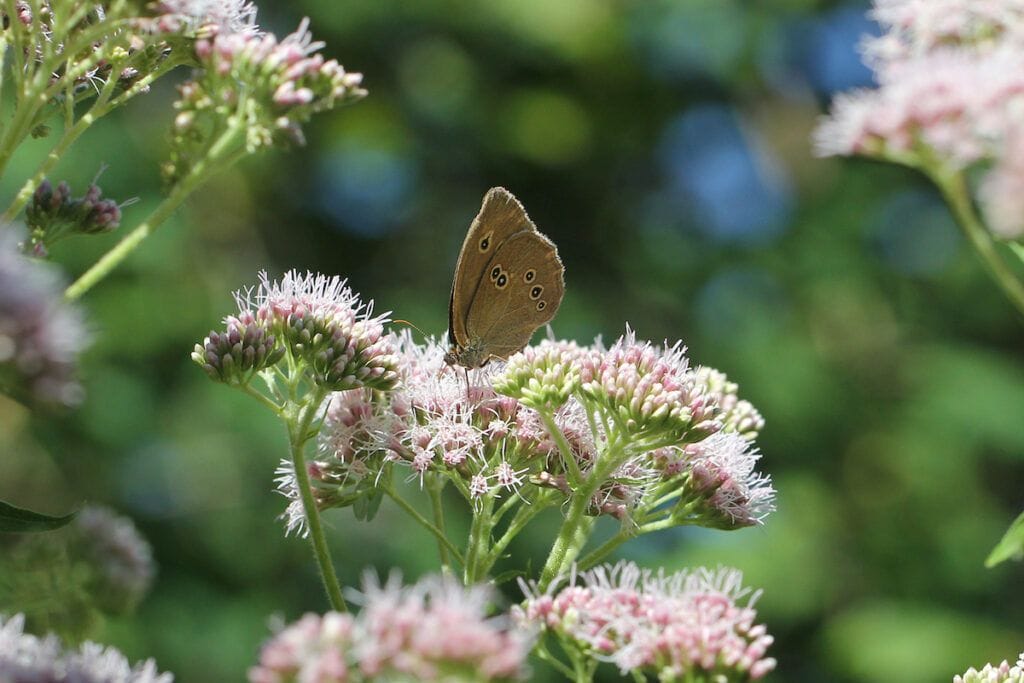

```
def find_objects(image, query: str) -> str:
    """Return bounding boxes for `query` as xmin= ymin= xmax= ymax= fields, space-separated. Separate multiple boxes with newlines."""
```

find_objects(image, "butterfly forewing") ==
xmin=448 ymin=187 xmax=537 ymax=349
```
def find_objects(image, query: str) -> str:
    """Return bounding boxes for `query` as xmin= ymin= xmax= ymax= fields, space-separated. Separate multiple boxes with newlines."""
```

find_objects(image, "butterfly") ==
xmin=444 ymin=187 xmax=565 ymax=369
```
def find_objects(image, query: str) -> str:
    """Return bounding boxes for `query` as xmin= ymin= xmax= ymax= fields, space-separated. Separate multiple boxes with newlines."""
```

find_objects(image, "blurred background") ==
xmin=1 ymin=0 xmax=1023 ymax=680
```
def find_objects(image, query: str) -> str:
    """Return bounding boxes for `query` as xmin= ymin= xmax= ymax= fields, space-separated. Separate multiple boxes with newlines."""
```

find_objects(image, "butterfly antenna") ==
xmin=392 ymin=319 xmax=428 ymax=339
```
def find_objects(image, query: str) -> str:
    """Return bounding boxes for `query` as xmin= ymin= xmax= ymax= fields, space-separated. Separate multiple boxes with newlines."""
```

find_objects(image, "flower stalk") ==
xmin=287 ymin=389 xmax=347 ymax=612
xmin=932 ymin=169 xmax=1024 ymax=318
xmin=65 ymin=121 xmax=246 ymax=300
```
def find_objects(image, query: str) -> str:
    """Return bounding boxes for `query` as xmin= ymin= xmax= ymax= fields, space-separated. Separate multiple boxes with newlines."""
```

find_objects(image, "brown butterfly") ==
xmin=444 ymin=187 xmax=565 ymax=369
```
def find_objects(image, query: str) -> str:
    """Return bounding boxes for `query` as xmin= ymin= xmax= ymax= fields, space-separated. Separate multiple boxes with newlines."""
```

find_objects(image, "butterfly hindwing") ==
xmin=463 ymin=230 xmax=565 ymax=359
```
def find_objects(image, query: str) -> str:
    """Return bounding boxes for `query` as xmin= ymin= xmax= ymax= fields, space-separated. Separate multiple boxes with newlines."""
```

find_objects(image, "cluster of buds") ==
xmin=193 ymin=271 xmax=398 ymax=392
xmin=275 ymin=318 xmax=771 ymax=535
xmin=69 ymin=506 xmax=155 ymax=616
xmin=249 ymin=574 xmax=530 ymax=683
xmin=0 ymin=232 xmax=87 ymax=406
xmin=518 ymin=561 xmax=776 ymax=681
xmin=24 ymin=179 xmax=123 ymax=257
xmin=0 ymin=614 xmax=170 ymax=682
xmin=815 ymin=0 xmax=1024 ymax=238
xmin=165 ymin=18 xmax=366 ymax=184
xmin=955 ymin=654 xmax=1024 ymax=683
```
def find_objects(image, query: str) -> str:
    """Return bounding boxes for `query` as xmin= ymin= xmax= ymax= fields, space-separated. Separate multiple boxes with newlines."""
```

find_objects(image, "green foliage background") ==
xmin=1 ymin=1 xmax=1023 ymax=681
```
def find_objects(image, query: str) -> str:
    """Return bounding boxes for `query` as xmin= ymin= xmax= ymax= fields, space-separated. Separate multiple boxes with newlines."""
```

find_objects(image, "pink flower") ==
xmin=954 ymin=653 xmax=1024 ymax=683
xmin=250 ymin=575 xmax=531 ymax=682
xmin=519 ymin=562 xmax=776 ymax=681
xmin=578 ymin=327 xmax=718 ymax=442
xmin=0 ymin=614 xmax=171 ymax=682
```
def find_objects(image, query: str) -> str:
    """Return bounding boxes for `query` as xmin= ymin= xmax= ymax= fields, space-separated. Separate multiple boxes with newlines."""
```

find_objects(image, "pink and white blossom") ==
xmin=518 ymin=561 xmax=776 ymax=681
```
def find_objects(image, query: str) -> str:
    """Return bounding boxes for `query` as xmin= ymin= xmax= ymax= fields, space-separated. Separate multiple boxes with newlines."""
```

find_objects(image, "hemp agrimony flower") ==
xmin=518 ymin=561 xmax=776 ymax=682
xmin=814 ymin=0 xmax=1024 ymax=240
xmin=193 ymin=271 xmax=397 ymax=392
xmin=0 ymin=232 xmax=88 ymax=406
xmin=279 ymin=324 xmax=771 ymax=584
xmin=249 ymin=574 xmax=531 ymax=683
xmin=955 ymin=654 xmax=1024 ymax=683
xmin=24 ymin=178 xmax=124 ymax=257
xmin=70 ymin=506 xmax=155 ymax=616
xmin=165 ymin=18 xmax=366 ymax=184
xmin=0 ymin=613 xmax=171 ymax=682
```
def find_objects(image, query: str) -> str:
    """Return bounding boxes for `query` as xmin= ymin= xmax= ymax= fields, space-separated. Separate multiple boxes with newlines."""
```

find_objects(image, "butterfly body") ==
xmin=445 ymin=187 xmax=565 ymax=369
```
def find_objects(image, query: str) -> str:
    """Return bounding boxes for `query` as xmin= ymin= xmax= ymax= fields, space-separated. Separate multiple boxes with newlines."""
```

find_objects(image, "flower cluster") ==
xmin=0 ymin=232 xmax=88 ymax=406
xmin=815 ymin=0 xmax=1024 ymax=238
xmin=24 ymin=178 xmax=124 ymax=256
xmin=70 ymin=505 xmax=155 ymax=615
xmin=249 ymin=574 xmax=530 ymax=683
xmin=955 ymin=654 xmax=1024 ymax=683
xmin=0 ymin=613 xmax=171 ymax=682
xmin=147 ymin=0 xmax=260 ymax=37
xmin=278 ymin=325 xmax=772 ymax=535
xmin=518 ymin=561 xmax=776 ymax=681
xmin=578 ymin=331 xmax=718 ymax=442
xmin=193 ymin=271 xmax=398 ymax=392
xmin=165 ymin=18 xmax=366 ymax=183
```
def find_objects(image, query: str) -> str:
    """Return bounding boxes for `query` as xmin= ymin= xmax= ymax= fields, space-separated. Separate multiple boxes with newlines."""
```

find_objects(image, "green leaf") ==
xmin=985 ymin=510 xmax=1024 ymax=568
xmin=1009 ymin=241 xmax=1024 ymax=266
xmin=0 ymin=499 xmax=78 ymax=532
xmin=490 ymin=568 xmax=527 ymax=586
xmin=353 ymin=489 xmax=384 ymax=522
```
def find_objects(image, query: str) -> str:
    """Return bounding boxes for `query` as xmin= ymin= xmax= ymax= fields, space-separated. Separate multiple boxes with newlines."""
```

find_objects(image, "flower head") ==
xmin=0 ymin=613 xmax=172 ymax=682
xmin=194 ymin=271 xmax=397 ymax=392
xmin=24 ymin=178 xmax=124 ymax=256
xmin=955 ymin=654 xmax=1024 ymax=683
xmin=166 ymin=19 xmax=365 ymax=183
xmin=150 ymin=0 xmax=259 ymax=37
xmin=493 ymin=339 xmax=586 ymax=410
xmin=70 ymin=506 xmax=155 ymax=615
xmin=0 ymin=232 xmax=88 ymax=406
xmin=865 ymin=0 xmax=1024 ymax=64
xmin=302 ymin=328 xmax=771 ymax=531
xmin=192 ymin=309 xmax=284 ymax=385
xmin=694 ymin=367 xmax=764 ymax=440
xmin=669 ymin=432 xmax=776 ymax=529
xmin=578 ymin=328 xmax=718 ymax=442
xmin=249 ymin=574 xmax=530 ymax=683
xmin=518 ymin=561 xmax=776 ymax=681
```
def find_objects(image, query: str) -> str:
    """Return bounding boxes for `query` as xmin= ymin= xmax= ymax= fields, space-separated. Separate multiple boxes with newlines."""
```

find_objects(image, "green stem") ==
xmin=425 ymin=476 xmax=452 ymax=572
xmin=463 ymin=495 xmax=494 ymax=585
xmin=384 ymin=484 xmax=464 ymax=568
xmin=64 ymin=122 xmax=246 ymax=300
xmin=539 ymin=487 xmax=596 ymax=590
xmin=540 ymin=410 xmax=583 ymax=484
xmin=533 ymin=637 xmax=580 ymax=681
xmin=484 ymin=490 xmax=555 ymax=571
xmin=0 ymin=68 xmax=49 ymax=177
xmin=242 ymin=384 xmax=284 ymax=416
xmin=289 ymin=391 xmax=346 ymax=612
xmin=3 ymin=57 xmax=181 ymax=224
xmin=936 ymin=170 xmax=1024 ymax=317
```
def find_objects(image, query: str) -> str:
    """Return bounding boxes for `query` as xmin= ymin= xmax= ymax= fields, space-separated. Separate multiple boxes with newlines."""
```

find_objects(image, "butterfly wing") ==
xmin=464 ymin=230 xmax=565 ymax=360
xmin=449 ymin=188 xmax=537 ymax=350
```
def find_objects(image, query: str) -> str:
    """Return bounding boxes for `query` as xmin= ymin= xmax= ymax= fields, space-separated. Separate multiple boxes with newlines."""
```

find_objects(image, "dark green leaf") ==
xmin=985 ymin=510 xmax=1024 ymax=568
xmin=0 ymin=499 xmax=78 ymax=533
